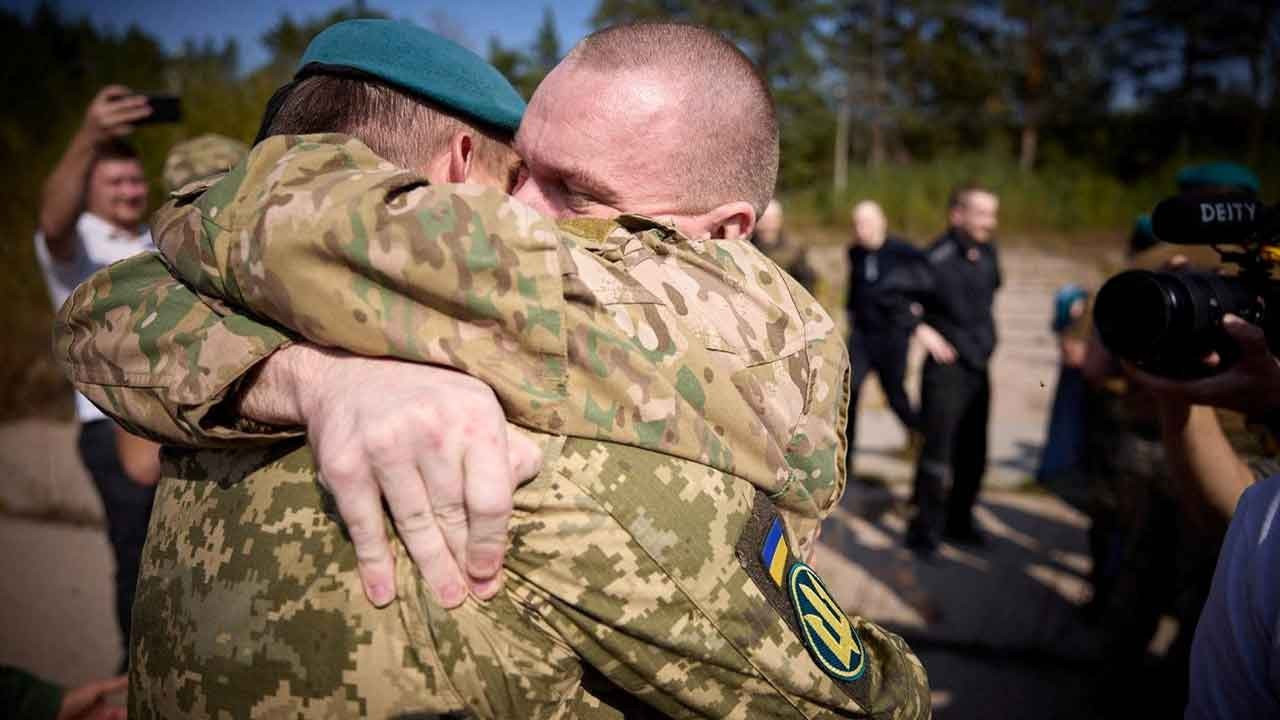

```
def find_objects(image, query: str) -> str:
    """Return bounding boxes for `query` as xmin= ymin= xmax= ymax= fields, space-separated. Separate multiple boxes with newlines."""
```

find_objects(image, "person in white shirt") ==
xmin=34 ymin=85 xmax=160 ymax=669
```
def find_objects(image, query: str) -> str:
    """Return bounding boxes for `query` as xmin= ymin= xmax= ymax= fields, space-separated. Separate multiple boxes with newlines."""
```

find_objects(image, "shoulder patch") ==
xmin=788 ymin=562 xmax=867 ymax=682
xmin=736 ymin=492 xmax=870 ymax=698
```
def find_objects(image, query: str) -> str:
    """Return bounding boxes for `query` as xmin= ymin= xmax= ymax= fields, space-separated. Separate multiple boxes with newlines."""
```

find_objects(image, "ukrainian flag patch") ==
xmin=735 ymin=492 xmax=869 ymax=698
xmin=760 ymin=516 xmax=791 ymax=587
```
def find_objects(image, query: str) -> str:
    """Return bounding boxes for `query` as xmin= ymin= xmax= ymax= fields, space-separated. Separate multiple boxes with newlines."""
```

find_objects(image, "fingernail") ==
xmin=365 ymin=579 xmax=394 ymax=607
xmin=471 ymin=552 xmax=501 ymax=578
xmin=472 ymin=574 xmax=503 ymax=600
xmin=437 ymin=581 xmax=466 ymax=608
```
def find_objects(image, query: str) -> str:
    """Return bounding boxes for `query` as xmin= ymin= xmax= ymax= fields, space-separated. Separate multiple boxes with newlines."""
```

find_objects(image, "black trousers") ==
xmin=77 ymin=419 xmax=156 ymax=664
xmin=847 ymin=329 xmax=917 ymax=459
xmin=908 ymin=359 xmax=990 ymax=541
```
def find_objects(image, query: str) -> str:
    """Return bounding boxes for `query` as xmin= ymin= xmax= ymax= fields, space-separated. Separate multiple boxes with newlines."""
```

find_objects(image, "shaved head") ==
xmin=563 ymin=22 xmax=779 ymax=216
xmin=852 ymin=200 xmax=887 ymax=250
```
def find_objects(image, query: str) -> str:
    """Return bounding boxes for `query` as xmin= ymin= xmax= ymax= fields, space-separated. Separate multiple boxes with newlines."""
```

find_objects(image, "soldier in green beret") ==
xmin=56 ymin=20 xmax=928 ymax=719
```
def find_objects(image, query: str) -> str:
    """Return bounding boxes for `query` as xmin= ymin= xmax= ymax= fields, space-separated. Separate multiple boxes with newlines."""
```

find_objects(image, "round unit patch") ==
xmin=787 ymin=562 xmax=866 ymax=682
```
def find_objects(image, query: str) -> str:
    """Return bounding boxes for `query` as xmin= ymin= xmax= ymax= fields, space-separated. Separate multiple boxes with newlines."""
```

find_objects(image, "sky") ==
xmin=5 ymin=0 xmax=598 ymax=71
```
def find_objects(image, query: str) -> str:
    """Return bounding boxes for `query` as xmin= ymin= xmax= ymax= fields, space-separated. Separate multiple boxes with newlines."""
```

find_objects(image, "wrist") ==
xmin=238 ymin=343 xmax=337 ymax=426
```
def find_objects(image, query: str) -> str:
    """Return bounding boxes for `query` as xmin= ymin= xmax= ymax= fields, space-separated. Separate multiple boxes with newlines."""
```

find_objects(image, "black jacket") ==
xmin=847 ymin=235 xmax=932 ymax=337
xmin=920 ymin=227 xmax=1002 ymax=371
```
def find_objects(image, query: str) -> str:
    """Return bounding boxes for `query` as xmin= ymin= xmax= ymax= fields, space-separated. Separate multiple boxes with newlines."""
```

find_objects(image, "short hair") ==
xmin=566 ymin=22 xmax=779 ymax=216
xmin=260 ymin=71 xmax=517 ymax=182
xmin=97 ymin=139 xmax=139 ymax=163
xmin=90 ymin=139 xmax=142 ymax=179
xmin=948 ymin=182 xmax=996 ymax=211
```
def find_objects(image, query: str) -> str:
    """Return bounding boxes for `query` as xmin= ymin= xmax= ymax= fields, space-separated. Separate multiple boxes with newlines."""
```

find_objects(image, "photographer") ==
xmin=1126 ymin=317 xmax=1280 ymax=720
xmin=34 ymin=85 xmax=159 ymax=668
xmin=1092 ymin=162 xmax=1280 ymax=718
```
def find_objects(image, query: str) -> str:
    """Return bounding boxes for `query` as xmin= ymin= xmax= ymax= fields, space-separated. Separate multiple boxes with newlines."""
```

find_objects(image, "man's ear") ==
xmin=447 ymin=131 xmax=475 ymax=183
xmin=697 ymin=201 xmax=757 ymax=240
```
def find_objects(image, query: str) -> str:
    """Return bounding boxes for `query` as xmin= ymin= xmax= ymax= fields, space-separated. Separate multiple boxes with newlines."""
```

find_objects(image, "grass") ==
xmin=785 ymin=149 xmax=1278 ymax=245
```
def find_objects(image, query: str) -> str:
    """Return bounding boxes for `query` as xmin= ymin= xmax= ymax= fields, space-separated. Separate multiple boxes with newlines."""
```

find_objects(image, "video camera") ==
xmin=1093 ymin=193 xmax=1280 ymax=378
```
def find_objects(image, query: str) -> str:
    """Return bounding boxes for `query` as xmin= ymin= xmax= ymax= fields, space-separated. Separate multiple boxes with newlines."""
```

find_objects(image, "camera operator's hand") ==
xmin=80 ymin=86 xmax=151 ymax=145
xmin=1126 ymin=314 xmax=1280 ymax=417
xmin=915 ymin=323 xmax=957 ymax=364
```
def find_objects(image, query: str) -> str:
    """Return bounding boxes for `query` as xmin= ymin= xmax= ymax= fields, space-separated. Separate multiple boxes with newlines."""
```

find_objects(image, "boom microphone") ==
xmin=1151 ymin=193 xmax=1266 ymax=245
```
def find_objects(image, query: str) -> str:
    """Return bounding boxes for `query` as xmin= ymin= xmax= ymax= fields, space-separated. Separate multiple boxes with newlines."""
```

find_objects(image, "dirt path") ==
xmin=819 ymin=244 xmax=1107 ymax=716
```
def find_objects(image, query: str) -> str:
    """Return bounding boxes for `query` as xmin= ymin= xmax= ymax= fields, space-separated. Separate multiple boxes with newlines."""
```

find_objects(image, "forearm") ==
xmin=1162 ymin=404 xmax=1254 ymax=522
xmin=38 ymin=130 xmax=96 ymax=259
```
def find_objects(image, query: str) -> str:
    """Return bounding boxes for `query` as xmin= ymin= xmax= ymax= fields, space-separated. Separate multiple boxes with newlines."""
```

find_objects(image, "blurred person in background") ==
xmin=1123 ymin=305 xmax=1280 ymax=720
xmin=905 ymin=184 xmax=1002 ymax=556
xmin=34 ymin=85 xmax=160 ymax=669
xmin=844 ymin=199 xmax=929 ymax=474
xmin=751 ymin=198 xmax=815 ymax=290
xmin=1080 ymin=162 xmax=1276 ymax=718
xmin=1037 ymin=283 xmax=1091 ymax=488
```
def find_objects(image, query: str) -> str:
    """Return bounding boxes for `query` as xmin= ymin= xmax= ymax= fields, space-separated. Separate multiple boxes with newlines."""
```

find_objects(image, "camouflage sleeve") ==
xmin=153 ymin=139 xmax=569 ymax=434
xmin=151 ymin=136 xmax=845 ymax=529
xmin=53 ymin=252 xmax=300 ymax=447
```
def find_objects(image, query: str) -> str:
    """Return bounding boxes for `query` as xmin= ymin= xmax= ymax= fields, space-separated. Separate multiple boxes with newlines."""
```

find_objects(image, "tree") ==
xmin=1003 ymin=0 xmax=1117 ymax=170
xmin=486 ymin=6 xmax=562 ymax=99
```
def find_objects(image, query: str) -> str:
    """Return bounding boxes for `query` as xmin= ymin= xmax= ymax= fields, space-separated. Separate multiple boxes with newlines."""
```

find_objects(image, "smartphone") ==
xmin=137 ymin=94 xmax=182 ymax=125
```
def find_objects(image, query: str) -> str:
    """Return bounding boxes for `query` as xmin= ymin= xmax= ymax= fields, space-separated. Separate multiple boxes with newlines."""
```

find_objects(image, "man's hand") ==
xmin=38 ymin=86 xmax=153 ymax=254
xmin=245 ymin=344 xmax=542 ymax=609
xmin=915 ymin=323 xmax=957 ymax=364
xmin=57 ymin=675 xmax=127 ymax=720
xmin=1126 ymin=314 xmax=1280 ymax=417
xmin=80 ymin=86 xmax=151 ymax=145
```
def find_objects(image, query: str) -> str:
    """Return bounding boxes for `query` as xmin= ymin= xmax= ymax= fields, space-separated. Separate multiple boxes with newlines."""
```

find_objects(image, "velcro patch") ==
xmin=735 ymin=491 xmax=869 ymax=699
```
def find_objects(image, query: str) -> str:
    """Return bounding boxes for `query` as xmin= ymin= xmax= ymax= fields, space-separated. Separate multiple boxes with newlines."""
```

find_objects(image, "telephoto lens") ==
xmin=1093 ymin=269 xmax=1262 ymax=378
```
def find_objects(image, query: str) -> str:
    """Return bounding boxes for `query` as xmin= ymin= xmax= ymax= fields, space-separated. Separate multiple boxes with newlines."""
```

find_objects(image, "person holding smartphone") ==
xmin=34 ymin=84 xmax=160 ymax=669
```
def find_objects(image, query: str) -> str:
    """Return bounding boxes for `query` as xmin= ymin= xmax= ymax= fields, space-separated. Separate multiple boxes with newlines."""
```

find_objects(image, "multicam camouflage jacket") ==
xmin=55 ymin=134 xmax=930 ymax=718
xmin=61 ymin=133 xmax=847 ymax=549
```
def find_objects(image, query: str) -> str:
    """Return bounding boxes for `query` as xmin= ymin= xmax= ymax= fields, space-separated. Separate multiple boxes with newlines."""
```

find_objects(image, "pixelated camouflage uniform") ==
xmin=161 ymin=133 xmax=250 ymax=193
xmin=56 ymin=135 xmax=929 ymax=719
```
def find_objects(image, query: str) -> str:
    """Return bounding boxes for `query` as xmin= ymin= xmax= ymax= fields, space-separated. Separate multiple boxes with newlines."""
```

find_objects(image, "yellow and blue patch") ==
xmin=788 ymin=562 xmax=866 ymax=681
xmin=759 ymin=516 xmax=866 ymax=683
xmin=760 ymin=514 xmax=792 ymax=586
xmin=736 ymin=495 xmax=869 ymax=695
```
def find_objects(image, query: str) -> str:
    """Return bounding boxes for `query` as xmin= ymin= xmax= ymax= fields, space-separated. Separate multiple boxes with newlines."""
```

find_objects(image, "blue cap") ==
xmin=1176 ymin=162 xmax=1260 ymax=195
xmin=299 ymin=19 xmax=525 ymax=133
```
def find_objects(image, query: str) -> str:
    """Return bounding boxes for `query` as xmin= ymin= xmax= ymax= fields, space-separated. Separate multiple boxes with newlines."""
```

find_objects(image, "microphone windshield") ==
xmin=1151 ymin=193 xmax=1265 ymax=245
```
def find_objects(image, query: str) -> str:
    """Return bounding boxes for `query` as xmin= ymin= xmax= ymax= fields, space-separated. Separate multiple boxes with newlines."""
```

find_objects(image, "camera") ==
xmin=1093 ymin=193 xmax=1280 ymax=378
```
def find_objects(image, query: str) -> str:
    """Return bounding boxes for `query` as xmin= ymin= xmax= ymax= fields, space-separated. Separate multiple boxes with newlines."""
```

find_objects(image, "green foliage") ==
xmin=0 ymin=2 xmax=382 ymax=422
xmin=790 ymin=143 xmax=1280 ymax=241
xmin=486 ymin=7 xmax=562 ymax=99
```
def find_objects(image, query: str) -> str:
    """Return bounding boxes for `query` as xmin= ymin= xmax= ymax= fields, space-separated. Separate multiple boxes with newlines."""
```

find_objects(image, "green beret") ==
xmin=299 ymin=19 xmax=525 ymax=133
xmin=1176 ymin=162 xmax=1260 ymax=195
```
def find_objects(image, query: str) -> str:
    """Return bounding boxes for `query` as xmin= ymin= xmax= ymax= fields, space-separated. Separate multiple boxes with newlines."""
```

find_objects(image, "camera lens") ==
xmin=1094 ymin=269 xmax=1259 ymax=376
xmin=1094 ymin=270 xmax=1179 ymax=359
